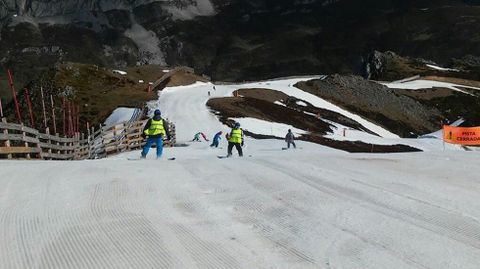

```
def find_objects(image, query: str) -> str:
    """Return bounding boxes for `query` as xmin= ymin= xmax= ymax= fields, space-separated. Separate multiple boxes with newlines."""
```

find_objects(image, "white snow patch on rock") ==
xmin=104 ymin=107 xmax=137 ymax=126
xmin=382 ymin=79 xmax=480 ymax=95
xmin=113 ymin=70 xmax=127 ymax=75
xmin=124 ymin=21 xmax=165 ymax=65
xmin=296 ymin=100 xmax=308 ymax=106
xmin=426 ymin=64 xmax=459 ymax=72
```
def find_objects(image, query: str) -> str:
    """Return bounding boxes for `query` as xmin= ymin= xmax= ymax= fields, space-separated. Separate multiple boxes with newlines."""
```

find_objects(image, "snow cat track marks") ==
xmin=87 ymin=181 xmax=178 ymax=268
xmin=221 ymin=172 xmax=318 ymax=265
xmin=254 ymin=158 xmax=480 ymax=250
xmin=245 ymin=159 xmax=442 ymax=269
xmin=1 ymin=200 xmax=36 ymax=269
xmin=231 ymin=196 xmax=318 ymax=266
xmin=180 ymin=161 xmax=318 ymax=266
xmin=170 ymin=224 xmax=241 ymax=269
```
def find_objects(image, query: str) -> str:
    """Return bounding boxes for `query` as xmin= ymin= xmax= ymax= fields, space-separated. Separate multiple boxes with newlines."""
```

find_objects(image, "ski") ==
xmin=128 ymin=157 xmax=176 ymax=161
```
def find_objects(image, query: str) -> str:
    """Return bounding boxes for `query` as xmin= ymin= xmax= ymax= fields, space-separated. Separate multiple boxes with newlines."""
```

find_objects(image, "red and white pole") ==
xmin=40 ymin=87 xmax=48 ymax=130
xmin=24 ymin=88 xmax=35 ymax=128
xmin=7 ymin=69 xmax=22 ymax=123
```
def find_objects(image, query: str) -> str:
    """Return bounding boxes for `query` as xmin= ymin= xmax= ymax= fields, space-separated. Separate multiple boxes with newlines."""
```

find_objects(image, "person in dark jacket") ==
xmin=285 ymin=129 xmax=296 ymax=149
xmin=210 ymin=131 xmax=223 ymax=148
xmin=141 ymin=109 xmax=171 ymax=158
xmin=227 ymin=122 xmax=244 ymax=157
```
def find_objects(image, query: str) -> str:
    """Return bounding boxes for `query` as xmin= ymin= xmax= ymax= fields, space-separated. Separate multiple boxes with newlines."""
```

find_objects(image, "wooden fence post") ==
xmin=2 ymin=118 xmax=12 ymax=159
xmin=21 ymin=123 xmax=31 ymax=159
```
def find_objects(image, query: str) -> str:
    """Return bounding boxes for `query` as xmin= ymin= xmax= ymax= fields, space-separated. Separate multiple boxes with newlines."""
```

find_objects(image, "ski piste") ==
xmin=217 ymin=155 xmax=252 ymax=159
xmin=128 ymin=157 xmax=176 ymax=161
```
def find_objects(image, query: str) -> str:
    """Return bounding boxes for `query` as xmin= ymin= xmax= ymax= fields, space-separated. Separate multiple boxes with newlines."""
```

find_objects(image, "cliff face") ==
xmin=1 ymin=0 xmax=480 ymax=90
xmin=1 ymin=0 xmax=216 ymax=18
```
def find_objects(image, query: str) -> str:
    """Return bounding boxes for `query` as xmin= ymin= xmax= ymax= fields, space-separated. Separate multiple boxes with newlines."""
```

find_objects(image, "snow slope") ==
xmin=1 ymin=77 xmax=480 ymax=269
xmin=383 ymin=79 xmax=480 ymax=95
xmin=159 ymin=78 xmax=398 ymax=142
xmin=104 ymin=107 xmax=137 ymax=126
xmin=1 ymin=141 xmax=480 ymax=269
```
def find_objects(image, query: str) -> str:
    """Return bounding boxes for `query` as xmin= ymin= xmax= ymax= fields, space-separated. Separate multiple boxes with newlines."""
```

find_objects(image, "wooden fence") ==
xmin=0 ymin=118 xmax=176 ymax=160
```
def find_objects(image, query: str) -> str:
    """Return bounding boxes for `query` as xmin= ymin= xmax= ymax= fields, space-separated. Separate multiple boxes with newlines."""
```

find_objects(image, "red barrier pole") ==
xmin=24 ymin=88 xmax=35 ymax=128
xmin=0 ymin=97 xmax=3 ymax=118
xmin=68 ymin=101 xmax=73 ymax=136
xmin=71 ymin=102 xmax=76 ymax=134
xmin=40 ymin=87 xmax=47 ymax=130
xmin=50 ymin=95 xmax=57 ymax=134
xmin=7 ymin=69 xmax=22 ymax=123
xmin=61 ymin=97 xmax=66 ymax=135
xmin=76 ymin=104 xmax=80 ymax=133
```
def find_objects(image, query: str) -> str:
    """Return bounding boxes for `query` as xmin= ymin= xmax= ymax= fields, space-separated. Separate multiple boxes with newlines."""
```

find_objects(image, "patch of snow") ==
xmin=104 ymin=107 xmax=137 ymax=126
xmin=273 ymin=101 xmax=286 ymax=107
xmin=124 ymin=19 xmax=165 ymax=65
xmin=162 ymin=69 xmax=170 ymax=73
xmin=426 ymin=64 xmax=459 ymax=72
xmin=113 ymin=70 xmax=127 ymax=75
xmin=324 ymin=119 xmax=463 ymax=152
xmin=163 ymin=0 xmax=216 ymax=20
xmin=296 ymin=100 xmax=308 ymax=107
xmin=231 ymin=117 xmax=307 ymax=137
xmin=138 ymin=80 xmax=144 ymax=83
xmin=383 ymin=79 xmax=480 ymax=95
xmin=420 ymin=118 xmax=465 ymax=139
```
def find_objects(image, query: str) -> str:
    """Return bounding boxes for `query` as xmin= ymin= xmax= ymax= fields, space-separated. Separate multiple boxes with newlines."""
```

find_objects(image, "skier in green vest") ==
xmin=141 ymin=109 xmax=171 ymax=159
xmin=227 ymin=122 xmax=244 ymax=157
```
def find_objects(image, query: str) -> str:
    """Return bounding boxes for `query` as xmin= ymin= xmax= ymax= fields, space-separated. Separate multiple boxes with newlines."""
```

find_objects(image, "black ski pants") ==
xmin=227 ymin=142 xmax=243 ymax=157
xmin=287 ymin=141 xmax=296 ymax=149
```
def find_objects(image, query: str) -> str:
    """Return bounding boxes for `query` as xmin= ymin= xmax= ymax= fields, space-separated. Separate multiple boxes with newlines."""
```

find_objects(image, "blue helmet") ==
xmin=154 ymin=109 xmax=161 ymax=116
xmin=234 ymin=122 xmax=240 ymax=128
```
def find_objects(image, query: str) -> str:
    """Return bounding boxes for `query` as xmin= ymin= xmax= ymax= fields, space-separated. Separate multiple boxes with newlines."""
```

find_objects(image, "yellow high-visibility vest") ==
xmin=144 ymin=119 xmax=166 ymax=136
xmin=229 ymin=128 xmax=242 ymax=143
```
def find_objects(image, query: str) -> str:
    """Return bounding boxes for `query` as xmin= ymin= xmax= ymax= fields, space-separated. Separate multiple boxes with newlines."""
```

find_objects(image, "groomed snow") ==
xmin=1 ymin=140 xmax=480 ymax=269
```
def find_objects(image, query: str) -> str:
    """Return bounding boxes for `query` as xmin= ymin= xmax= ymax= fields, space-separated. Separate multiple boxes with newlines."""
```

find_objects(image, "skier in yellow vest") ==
xmin=227 ymin=122 xmax=244 ymax=157
xmin=141 ymin=109 xmax=171 ymax=159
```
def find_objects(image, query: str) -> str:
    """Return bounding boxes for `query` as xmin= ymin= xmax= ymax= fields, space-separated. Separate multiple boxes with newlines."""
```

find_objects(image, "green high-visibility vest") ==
xmin=229 ymin=128 xmax=243 ymax=143
xmin=144 ymin=119 xmax=166 ymax=136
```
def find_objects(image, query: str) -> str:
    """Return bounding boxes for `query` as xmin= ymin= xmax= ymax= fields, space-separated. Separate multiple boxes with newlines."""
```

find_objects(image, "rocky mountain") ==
xmin=1 ymin=0 xmax=480 ymax=91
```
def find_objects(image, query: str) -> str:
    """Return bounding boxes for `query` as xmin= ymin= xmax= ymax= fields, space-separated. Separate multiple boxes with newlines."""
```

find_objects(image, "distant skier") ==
xmin=208 ymin=91 xmax=211 ymax=96
xmin=285 ymin=129 xmax=296 ymax=149
xmin=210 ymin=131 xmax=223 ymax=148
xmin=141 ymin=109 xmax=170 ymax=159
xmin=227 ymin=122 xmax=244 ymax=157
xmin=192 ymin=132 xmax=201 ymax=142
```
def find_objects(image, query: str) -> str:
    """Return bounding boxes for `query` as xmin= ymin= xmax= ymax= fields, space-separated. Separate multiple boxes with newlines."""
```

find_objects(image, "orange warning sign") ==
xmin=443 ymin=125 xmax=480 ymax=145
